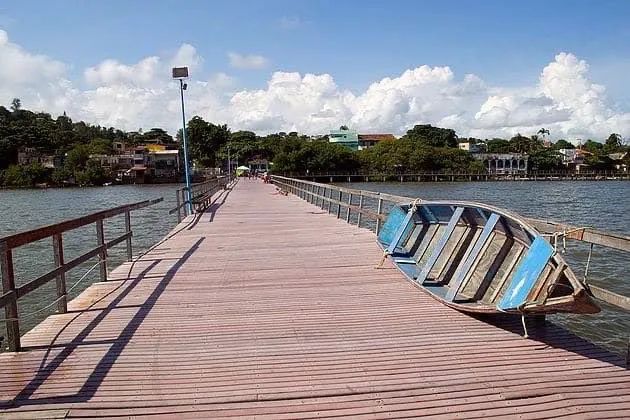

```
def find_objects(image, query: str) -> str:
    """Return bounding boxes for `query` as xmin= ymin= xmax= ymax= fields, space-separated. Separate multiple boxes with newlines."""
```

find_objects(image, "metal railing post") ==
xmin=1 ymin=248 xmax=20 ymax=351
xmin=376 ymin=197 xmax=383 ymax=235
xmin=96 ymin=220 xmax=108 ymax=282
xmin=357 ymin=194 xmax=364 ymax=227
xmin=182 ymin=188 xmax=188 ymax=217
xmin=328 ymin=188 xmax=333 ymax=213
xmin=346 ymin=193 xmax=353 ymax=222
xmin=52 ymin=234 xmax=67 ymax=314
xmin=336 ymin=190 xmax=342 ymax=218
xmin=175 ymin=190 xmax=182 ymax=223
xmin=125 ymin=210 xmax=133 ymax=262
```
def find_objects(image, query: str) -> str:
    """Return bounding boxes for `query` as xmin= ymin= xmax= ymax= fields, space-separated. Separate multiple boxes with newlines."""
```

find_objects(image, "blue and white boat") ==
xmin=378 ymin=201 xmax=599 ymax=315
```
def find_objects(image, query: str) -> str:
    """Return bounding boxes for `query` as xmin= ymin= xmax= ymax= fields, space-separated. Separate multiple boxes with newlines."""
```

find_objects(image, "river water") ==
xmin=1 ymin=181 xmax=628 ymax=356
xmin=0 ymin=185 xmax=179 ymax=340
xmin=343 ymin=180 xmax=630 ymax=356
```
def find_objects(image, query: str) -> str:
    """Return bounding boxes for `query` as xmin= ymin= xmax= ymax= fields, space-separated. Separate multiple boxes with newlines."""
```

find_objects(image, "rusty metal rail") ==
xmin=0 ymin=197 xmax=162 ymax=352
xmin=271 ymin=175 xmax=630 ymax=312
xmin=169 ymin=176 xmax=229 ymax=222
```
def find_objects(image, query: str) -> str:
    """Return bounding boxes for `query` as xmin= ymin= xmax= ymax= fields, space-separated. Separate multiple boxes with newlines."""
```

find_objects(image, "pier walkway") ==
xmin=1 ymin=180 xmax=629 ymax=418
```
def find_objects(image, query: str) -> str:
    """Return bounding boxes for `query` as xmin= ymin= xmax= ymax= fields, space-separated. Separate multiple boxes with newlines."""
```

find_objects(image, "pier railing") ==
xmin=278 ymin=170 xmax=630 ymax=183
xmin=271 ymin=175 xmax=630 ymax=312
xmin=0 ymin=197 xmax=162 ymax=351
xmin=169 ymin=176 xmax=229 ymax=222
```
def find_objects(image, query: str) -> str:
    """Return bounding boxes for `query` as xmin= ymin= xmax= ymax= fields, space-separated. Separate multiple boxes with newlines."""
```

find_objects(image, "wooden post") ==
xmin=175 ymin=190 xmax=182 ymax=223
xmin=376 ymin=198 xmax=383 ymax=235
xmin=96 ymin=220 xmax=107 ymax=282
xmin=125 ymin=210 xmax=133 ymax=262
xmin=346 ymin=193 xmax=352 ymax=222
xmin=52 ymin=234 xmax=67 ymax=314
xmin=357 ymin=194 xmax=364 ymax=227
xmin=336 ymin=190 xmax=342 ymax=218
xmin=0 ymin=248 xmax=20 ymax=351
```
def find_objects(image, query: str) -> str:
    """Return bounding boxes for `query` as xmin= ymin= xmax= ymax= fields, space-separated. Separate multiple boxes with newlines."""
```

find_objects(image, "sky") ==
xmin=1 ymin=0 xmax=630 ymax=141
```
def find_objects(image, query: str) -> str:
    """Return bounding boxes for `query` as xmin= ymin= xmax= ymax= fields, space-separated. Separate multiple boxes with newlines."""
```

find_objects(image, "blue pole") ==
xmin=179 ymin=79 xmax=193 ymax=215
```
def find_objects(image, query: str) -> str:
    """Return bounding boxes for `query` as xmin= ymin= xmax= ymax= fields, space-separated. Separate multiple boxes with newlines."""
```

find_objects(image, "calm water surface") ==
xmin=0 ymin=185 xmax=179 ymax=340
xmin=344 ymin=181 xmax=630 ymax=355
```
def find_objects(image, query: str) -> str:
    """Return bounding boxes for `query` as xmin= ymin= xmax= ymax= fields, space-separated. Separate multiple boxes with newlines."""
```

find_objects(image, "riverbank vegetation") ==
xmin=0 ymin=99 xmax=175 ymax=187
xmin=1 ymin=99 xmax=629 ymax=187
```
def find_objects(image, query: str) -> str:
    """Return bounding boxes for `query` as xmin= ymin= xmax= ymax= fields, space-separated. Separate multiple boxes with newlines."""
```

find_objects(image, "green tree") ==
xmin=582 ymin=139 xmax=603 ymax=154
xmin=529 ymin=149 xmax=563 ymax=171
xmin=553 ymin=139 xmax=575 ymax=150
xmin=2 ymin=163 xmax=49 ymax=187
xmin=401 ymin=124 xmax=458 ymax=148
xmin=186 ymin=116 xmax=230 ymax=167
xmin=509 ymin=133 xmax=540 ymax=154
xmin=65 ymin=144 xmax=91 ymax=170
xmin=10 ymin=98 xmax=21 ymax=112
xmin=88 ymin=138 xmax=113 ymax=155
xmin=537 ymin=128 xmax=550 ymax=139
xmin=75 ymin=160 xmax=107 ymax=186
xmin=486 ymin=138 xmax=510 ymax=153
xmin=604 ymin=133 xmax=622 ymax=153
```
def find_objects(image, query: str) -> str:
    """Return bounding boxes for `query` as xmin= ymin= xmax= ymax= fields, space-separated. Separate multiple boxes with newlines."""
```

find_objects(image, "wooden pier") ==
xmin=1 ymin=179 xmax=630 ymax=418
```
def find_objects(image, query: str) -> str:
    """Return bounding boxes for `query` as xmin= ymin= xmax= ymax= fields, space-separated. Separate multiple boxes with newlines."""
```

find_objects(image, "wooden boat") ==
xmin=377 ymin=200 xmax=600 ymax=315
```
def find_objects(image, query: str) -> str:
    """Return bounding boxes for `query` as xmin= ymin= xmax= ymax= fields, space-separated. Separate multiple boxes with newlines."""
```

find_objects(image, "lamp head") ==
xmin=172 ymin=66 xmax=189 ymax=79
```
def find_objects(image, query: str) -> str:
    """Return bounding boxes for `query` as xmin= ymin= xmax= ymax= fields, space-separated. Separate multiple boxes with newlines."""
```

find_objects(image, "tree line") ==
xmin=1 ymin=98 xmax=628 ymax=188
xmin=0 ymin=99 xmax=174 ymax=187
xmin=184 ymin=117 xmax=628 ymax=175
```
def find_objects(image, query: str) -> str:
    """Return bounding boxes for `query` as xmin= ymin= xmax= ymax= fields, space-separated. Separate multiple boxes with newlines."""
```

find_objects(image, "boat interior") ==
xmin=378 ymin=203 xmax=587 ymax=313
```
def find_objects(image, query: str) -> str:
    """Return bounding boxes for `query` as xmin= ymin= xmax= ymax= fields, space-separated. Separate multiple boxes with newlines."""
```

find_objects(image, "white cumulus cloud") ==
xmin=228 ymin=52 xmax=269 ymax=70
xmin=1 ymin=28 xmax=629 ymax=142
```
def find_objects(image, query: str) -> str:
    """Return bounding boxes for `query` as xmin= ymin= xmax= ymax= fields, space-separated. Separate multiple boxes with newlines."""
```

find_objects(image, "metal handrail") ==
xmin=169 ymin=176 xmax=229 ymax=221
xmin=0 ymin=197 xmax=162 ymax=351
xmin=270 ymin=175 xmax=630 ymax=312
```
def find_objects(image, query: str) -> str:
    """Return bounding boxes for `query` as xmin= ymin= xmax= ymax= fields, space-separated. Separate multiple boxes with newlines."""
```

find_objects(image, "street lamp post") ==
xmin=227 ymin=143 xmax=231 ymax=183
xmin=172 ymin=67 xmax=193 ymax=215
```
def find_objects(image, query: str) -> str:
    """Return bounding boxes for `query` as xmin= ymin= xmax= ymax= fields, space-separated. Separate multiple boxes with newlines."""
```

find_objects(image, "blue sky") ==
xmin=1 ymin=0 xmax=629 ymax=138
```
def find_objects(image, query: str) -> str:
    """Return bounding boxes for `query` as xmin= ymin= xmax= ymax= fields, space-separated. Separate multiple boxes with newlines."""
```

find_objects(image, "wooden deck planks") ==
xmin=0 ymin=179 xmax=629 ymax=418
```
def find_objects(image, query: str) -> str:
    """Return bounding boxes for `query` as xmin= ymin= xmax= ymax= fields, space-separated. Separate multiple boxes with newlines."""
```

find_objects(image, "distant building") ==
xmin=458 ymin=142 xmax=484 ymax=154
xmin=329 ymin=128 xmax=359 ymax=150
xmin=474 ymin=153 xmax=528 ymax=174
xmin=149 ymin=150 xmax=180 ymax=179
xmin=90 ymin=154 xmax=134 ymax=171
xmin=358 ymin=134 xmax=395 ymax=150
xmin=17 ymin=147 xmax=57 ymax=168
xmin=609 ymin=152 xmax=628 ymax=172
xmin=558 ymin=148 xmax=592 ymax=171
xmin=112 ymin=141 xmax=131 ymax=154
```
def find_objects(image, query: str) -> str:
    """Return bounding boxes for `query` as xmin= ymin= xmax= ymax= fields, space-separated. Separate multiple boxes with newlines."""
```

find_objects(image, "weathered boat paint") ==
xmin=378 ymin=200 xmax=600 ymax=315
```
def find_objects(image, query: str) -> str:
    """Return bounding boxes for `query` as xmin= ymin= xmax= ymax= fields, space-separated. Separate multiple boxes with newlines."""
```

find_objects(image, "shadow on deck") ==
xmin=1 ymin=237 xmax=204 ymax=409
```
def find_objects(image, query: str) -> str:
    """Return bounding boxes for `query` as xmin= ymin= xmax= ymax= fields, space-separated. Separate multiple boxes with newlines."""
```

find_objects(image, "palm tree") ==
xmin=537 ymin=128 xmax=550 ymax=138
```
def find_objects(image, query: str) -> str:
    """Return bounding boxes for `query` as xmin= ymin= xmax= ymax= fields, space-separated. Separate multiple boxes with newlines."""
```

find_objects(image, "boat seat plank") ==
xmin=445 ymin=213 xmax=501 ymax=302
xmin=393 ymin=257 xmax=417 ymax=264
xmin=377 ymin=205 xmax=407 ymax=246
xmin=384 ymin=208 xmax=415 ymax=255
xmin=415 ymin=207 xmax=465 ymax=284
xmin=498 ymin=236 xmax=555 ymax=311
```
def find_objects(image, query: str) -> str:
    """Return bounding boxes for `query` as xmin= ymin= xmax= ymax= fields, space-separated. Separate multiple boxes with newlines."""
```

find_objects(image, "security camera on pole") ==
xmin=172 ymin=66 xmax=193 ymax=215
